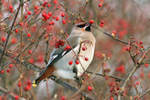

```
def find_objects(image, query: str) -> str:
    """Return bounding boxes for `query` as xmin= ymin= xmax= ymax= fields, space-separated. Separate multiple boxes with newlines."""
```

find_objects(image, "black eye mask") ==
xmin=77 ymin=23 xmax=86 ymax=28
xmin=85 ymin=25 xmax=91 ymax=31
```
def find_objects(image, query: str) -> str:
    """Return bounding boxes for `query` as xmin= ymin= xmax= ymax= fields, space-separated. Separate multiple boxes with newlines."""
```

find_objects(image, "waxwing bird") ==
xmin=32 ymin=22 xmax=96 ymax=87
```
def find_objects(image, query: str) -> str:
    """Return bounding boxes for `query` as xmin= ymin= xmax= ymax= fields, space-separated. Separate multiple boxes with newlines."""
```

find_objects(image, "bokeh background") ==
xmin=0 ymin=0 xmax=150 ymax=100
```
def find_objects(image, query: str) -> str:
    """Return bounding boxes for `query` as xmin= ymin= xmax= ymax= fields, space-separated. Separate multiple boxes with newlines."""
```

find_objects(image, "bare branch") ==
xmin=0 ymin=86 xmax=23 ymax=99
xmin=116 ymin=47 xmax=150 ymax=100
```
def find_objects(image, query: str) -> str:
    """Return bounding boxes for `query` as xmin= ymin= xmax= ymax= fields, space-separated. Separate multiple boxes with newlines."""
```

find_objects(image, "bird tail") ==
xmin=32 ymin=79 xmax=41 ymax=87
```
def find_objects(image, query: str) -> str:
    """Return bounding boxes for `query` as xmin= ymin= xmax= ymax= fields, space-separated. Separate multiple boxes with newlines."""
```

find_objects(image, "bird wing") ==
xmin=32 ymin=36 xmax=81 ymax=86
xmin=39 ymin=35 xmax=81 ymax=76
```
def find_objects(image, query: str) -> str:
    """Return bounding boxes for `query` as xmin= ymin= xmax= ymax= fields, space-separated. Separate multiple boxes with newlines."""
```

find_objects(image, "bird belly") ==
xmin=53 ymin=45 xmax=80 ymax=79
xmin=53 ymin=41 xmax=95 ymax=79
xmin=54 ymin=69 xmax=76 ymax=79
xmin=76 ymin=44 xmax=95 ymax=76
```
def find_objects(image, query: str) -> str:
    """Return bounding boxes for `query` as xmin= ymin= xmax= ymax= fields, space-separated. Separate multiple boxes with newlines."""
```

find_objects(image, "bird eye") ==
xmin=77 ymin=23 xmax=86 ymax=28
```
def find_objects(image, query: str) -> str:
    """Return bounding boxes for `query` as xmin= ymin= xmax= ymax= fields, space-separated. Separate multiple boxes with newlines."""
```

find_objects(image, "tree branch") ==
xmin=116 ymin=47 xmax=150 ymax=100
xmin=0 ymin=47 xmax=93 ymax=100
xmin=0 ymin=86 xmax=22 ymax=99
xmin=0 ymin=2 xmax=22 ymax=64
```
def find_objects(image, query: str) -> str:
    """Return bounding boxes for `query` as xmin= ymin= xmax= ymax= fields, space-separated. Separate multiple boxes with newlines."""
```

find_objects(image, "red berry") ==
xmin=27 ymin=80 xmax=31 ymax=85
xmin=64 ymin=46 xmax=71 ymax=51
xmin=28 ymin=50 xmax=32 ymax=54
xmin=42 ymin=18 xmax=46 ymax=21
xmin=82 ymin=47 xmax=86 ymax=51
xmin=2 ymin=37 xmax=6 ymax=42
xmin=51 ymin=21 xmax=55 ymax=25
xmin=0 ymin=70 xmax=4 ymax=74
xmin=55 ymin=43 xmax=60 ymax=48
xmin=24 ymin=15 xmax=28 ymax=19
xmin=38 ymin=56 xmax=44 ymax=62
xmin=47 ymin=4 xmax=51 ymax=7
xmin=66 ymin=46 xmax=71 ymax=50
xmin=60 ymin=43 xmax=64 ymax=46
xmin=55 ymin=17 xmax=59 ymax=21
xmin=44 ymin=34 xmax=48 ymax=38
xmin=101 ymin=20 xmax=104 ymax=24
xmin=10 ymin=9 xmax=13 ymax=13
xmin=62 ymin=20 xmax=66 ymax=24
xmin=116 ymin=87 xmax=120 ymax=90
xmin=18 ymin=83 xmax=21 ymax=87
xmin=11 ymin=38 xmax=17 ymax=44
xmin=53 ymin=0 xmax=58 ymax=4
xmin=9 ymin=5 xmax=13 ymax=12
xmin=61 ymin=13 xmax=65 ymax=17
xmin=51 ymin=21 xmax=54 ymax=25
xmin=9 ymin=5 xmax=13 ymax=9
xmin=140 ymin=72 xmax=144 ymax=78
xmin=42 ymin=1 xmax=47 ymax=7
xmin=19 ymin=22 xmax=23 ymax=26
xmin=42 ymin=12 xmax=46 ymax=17
xmin=27 ymin=33 xmax=31 ymax=37
xmin=105 ymin=75 xmax=109 ymax=80
xmin=69 ymin=61 xmax=73 ymax=65
xmin=89 ymin=20 xmax=94 ymax=24
xmin=88 ymin=86 xmax=92 ymax=91
xmin=76 ymin=60 xmax=80 ymax=65
xmin=15 ymin=29 xmax=19 ymax=33
xmin=61 ymin=96 xmax=66 ymax=100
xmin=48 ymin=12 xmax=52 ymax=16
xmin=114 ymin=92 xmax=118 ymax=96
xmin=136 ymin=81 xmax=140 ymax=85
xmin=28 ymin=81 xmax=32 ymax=87
xmin=6 ymin=69 xmax=10 ymax=73
xmin=100 ymin=23 xmax=104 ymax=27
xmin=15 ymin=95 xmax=19 ymax=100
xmin=85 ymin=57 xmax=88 ymax=61
xmin=145 ymin=64 xmax=149 ymax=68
xmin=29 ymin=59 xmax=34 ymax=63
xmin=59 ymin=40 xmax=64 ymax=46
xmin=34 ymin=5 xmax=38 ymax=10
xmin=139 ymin=41 xmax=143 ymax=44
xmin=49 ymin=21 xmax=55 ymax=25
xmin=110 ymin=88 xmax=113 ymax=92
xmin=24 ymin=86 xmax=30 ymax=91
xmin=45 ymin=14 xmax=50 ymax=20
xmin=27 ymin=11 xmax=32 ymax=15
xmin=9 ymin=64 xmax=13 ymax=68
xmin=52 ymin=16 xmax=56 ymax=19
xmin=126 ymin=47 xmax=130 ymax=51
xmin=0 ymin=96 xmax=2 ymax=100
xmin=99 ymin=3 xmax=103 ymax=7
xmin=112 ymin=30 xmax=117 ymax=35
xmin=28 ymin=84 xmax=32 ymax=87
xmin=110 ymin=97 xmax=114 ymax=100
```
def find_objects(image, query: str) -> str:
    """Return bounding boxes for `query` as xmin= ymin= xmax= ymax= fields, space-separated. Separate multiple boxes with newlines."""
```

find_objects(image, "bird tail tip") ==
xmin=32 ymin=81 xmax=37 ymax=87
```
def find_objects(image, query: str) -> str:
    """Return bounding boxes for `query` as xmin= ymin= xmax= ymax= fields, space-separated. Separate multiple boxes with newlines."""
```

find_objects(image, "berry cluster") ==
xmin=55 ymin=39 xmax=65 ymax=48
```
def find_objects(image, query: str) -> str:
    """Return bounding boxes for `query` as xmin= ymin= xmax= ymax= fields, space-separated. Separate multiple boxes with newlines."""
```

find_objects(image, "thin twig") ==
xmin=136 ymin=88 xmax=150 ymax=99
xmin=130 ymin=0 xmax=150 ymax=21
xmin=0 ymin=2 xmax=22 ymax=64
xmin=92 ymin=25 xmax=128 ymax=45
xmin=116 ymin=47 xmax=150 ymax=100
xmin=0 ymin=47 xmax=93 ymax=100
xmin=0 ymin=86 xmax=22 ymax=99
xmin=50 ymin=75 xmax=93 ymax=100
xmin=46 ymin=79 xmax=51 ymax=99
xmin=86 ymin=71 xmax=122 ymax=82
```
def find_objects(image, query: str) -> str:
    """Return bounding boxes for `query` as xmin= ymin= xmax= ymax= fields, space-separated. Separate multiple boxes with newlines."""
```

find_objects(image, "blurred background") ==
xmin=0 ymin=0 xmax=150 ymax=100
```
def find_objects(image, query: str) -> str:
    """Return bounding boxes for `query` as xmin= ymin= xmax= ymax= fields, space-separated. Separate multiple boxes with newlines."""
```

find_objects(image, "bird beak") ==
xmin=84 ymin=22 xmax=92 ymax=28
xmin=83 ymin=22 xmax=92 ymax=31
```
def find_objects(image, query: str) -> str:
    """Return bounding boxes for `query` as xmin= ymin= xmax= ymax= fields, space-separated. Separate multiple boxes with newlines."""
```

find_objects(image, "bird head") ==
xmin=70 ymin=22 xmax=93 ymax=36
xmin=76 ymin=22 xmax=92 ymax=32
